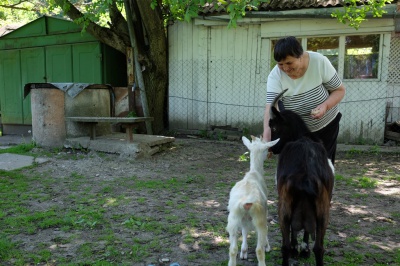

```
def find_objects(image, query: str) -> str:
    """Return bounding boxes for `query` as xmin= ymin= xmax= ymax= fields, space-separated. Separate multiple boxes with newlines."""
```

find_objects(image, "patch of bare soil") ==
xmin=13 ymin=138 xmax=400 ymax=265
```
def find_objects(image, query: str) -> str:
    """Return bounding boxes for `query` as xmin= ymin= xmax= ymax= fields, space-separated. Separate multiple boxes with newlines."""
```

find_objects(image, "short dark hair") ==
xmin=273 ymin=36 xmax=303 ymax=62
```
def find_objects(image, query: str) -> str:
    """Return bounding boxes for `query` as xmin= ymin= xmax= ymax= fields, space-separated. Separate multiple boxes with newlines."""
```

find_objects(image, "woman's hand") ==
xmin=311 ymin=85 xmax=346 ymax=119
xmin=311 ymin=103 xmax=328 ymax=119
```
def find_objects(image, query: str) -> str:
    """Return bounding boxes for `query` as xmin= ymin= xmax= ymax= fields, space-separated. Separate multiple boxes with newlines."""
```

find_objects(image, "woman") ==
xmin=263 ymin=36 xmax=345 ymax=164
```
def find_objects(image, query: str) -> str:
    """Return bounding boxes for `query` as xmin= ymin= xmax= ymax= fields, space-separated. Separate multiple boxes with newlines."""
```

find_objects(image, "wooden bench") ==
xmin=65 ymin=116 xmax=154 ymax=142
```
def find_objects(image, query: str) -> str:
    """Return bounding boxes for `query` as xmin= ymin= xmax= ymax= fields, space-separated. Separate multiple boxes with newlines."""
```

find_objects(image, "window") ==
xmin=307 ymin=37 xmax=339 ymax=71
xmin=344 ymin=34 xmax=380 ymax=79
xmin=269 ymin=34 xmax=381 ymax=80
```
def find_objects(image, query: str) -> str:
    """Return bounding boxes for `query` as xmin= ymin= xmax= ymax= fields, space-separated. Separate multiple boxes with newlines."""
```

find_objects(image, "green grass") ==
xmin=336 ymin=174 xmax=378 ymax=188
xmin=351 ymin=193 xmax=369 ymax=199
xmin=357 ymin=176 xmax=378 ymax=188
xmin=0 ymin=144 xmax=399 ymax=265
xmin=0 ymin=234 xmax=20 ymax=261
xmin=0 ymin=142 xmax=36 ymax=155
xmin=343 ymin=250 xmax=365 ymax=264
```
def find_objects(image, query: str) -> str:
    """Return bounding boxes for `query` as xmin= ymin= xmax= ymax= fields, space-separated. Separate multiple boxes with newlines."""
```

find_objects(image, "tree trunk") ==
xmin=54 ymin=0 xmax=167 ymax=134
xmin=134 ymin=0 xmax=168 ymax=134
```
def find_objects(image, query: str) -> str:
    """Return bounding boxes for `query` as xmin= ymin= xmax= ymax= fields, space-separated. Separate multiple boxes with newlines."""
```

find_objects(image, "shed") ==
xmin=168 ymin=1 xmax=400 ymax=144
xmin=0 ymin=16 xmax=127 ymax=135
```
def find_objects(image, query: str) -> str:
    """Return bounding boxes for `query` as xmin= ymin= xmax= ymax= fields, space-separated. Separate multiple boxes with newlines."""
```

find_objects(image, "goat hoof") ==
xmin=288 ymin=258 xmax=299 ymax=266
xmin=299 ymin=249 xmax=311 ymax=258
xmin=290 ymin=248 xmax=299 ymax=258
xmin=265 ymin=244 xmax=271 ymax=252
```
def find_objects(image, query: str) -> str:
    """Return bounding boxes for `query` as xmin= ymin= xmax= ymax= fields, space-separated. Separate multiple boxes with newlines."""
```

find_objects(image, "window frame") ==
xmin=269 ymin=33 xmax=384 ymax=81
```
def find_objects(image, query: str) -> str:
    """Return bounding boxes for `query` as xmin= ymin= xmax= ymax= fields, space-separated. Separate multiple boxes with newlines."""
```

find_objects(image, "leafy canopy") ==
xmin=159 ymin=0 xmax=394 ymax=29
xmin=331 ymin=0 xmax=394 ymax=29
xmin=0 ymin=0 xmax=393 ymax=30
xmin=160 ymin=0 xmax=269 ymax=27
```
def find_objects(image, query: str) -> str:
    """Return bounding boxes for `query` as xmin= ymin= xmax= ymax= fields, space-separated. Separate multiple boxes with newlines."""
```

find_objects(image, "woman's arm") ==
xmin=311 ymin=85 xmax=346 ymax=119
xmin=263 ymin=103 xmax=272 ymax=141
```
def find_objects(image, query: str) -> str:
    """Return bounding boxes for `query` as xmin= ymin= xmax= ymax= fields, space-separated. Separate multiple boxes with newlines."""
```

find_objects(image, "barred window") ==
xmin=269 ymin=34 xmax=381 ymax=80
xmin=344 ymin=34 xmax=380 ymax=79
xmin=307 ymin=37 xmax=339 ymax=71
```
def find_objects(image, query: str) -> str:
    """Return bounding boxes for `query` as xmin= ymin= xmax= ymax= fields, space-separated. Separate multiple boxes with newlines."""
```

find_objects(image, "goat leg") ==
xmin=299 ymin=231 xmax=311 ymax=258
xmin=280 ymin=217 xmax=291 ymax=266
xmin=290 ymin=228 xmax=299 ymax=258
xmin=313 ymin=217 xmax=327 ymax=266
xmin=256 ymin=226 xmax=267 ymax=266
xmin=227 ymin=229 xmax=238 ymax=266
xmin=240 ymin=227 xmax=249 ymax=259
xmin=265 ymin=231 xmax=271 ymax=252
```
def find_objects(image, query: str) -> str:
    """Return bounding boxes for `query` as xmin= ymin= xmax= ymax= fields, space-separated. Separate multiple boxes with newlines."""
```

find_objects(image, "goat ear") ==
xmin=242 ymin=136 xmax=251 ymax=148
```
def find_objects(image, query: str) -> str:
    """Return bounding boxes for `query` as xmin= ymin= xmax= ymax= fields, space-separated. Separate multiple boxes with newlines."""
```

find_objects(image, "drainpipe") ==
xmin=124 ymin=0 xmax=153 ymax=134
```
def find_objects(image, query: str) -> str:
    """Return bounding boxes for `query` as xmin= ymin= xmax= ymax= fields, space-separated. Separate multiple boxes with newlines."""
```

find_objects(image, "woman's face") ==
xmin=277 ymin=55 xmax=302 ymax=79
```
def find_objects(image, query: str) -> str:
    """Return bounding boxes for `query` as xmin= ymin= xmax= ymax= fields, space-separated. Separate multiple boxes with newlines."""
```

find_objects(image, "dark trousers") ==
xmin=311 ymin=113 xmax=342 ymax=165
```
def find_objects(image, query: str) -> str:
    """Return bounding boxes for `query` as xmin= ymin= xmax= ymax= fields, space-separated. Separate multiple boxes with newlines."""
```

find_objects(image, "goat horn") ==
xmin=269 ymin=88 xmax=288 ymax=119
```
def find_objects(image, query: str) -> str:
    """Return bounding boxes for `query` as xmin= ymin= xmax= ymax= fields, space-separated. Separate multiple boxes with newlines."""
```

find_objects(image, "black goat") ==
xmin=269 ymin=89 xmax=334 ymax=266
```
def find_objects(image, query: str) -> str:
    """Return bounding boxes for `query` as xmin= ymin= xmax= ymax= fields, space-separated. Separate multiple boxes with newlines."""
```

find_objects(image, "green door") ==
xmin=0 ymin=50 xmax=23 ymax=124
xmin=46 ymin=45 xmax=73 ymax=82
xmin=21 ymin=47 xmax=46 ymax=124
xmin=73 ymin=42 xmax=102 ymax=83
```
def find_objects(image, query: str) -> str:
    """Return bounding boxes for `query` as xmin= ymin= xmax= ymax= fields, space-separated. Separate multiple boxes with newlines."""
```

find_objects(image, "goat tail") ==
xmin=244 ymin=201 xmax=264 ymax=216
xmin=284 ymin=175 xmax=319 ymax=199
xmin=243 ymin=202 xmax=253 ymax=211
xmin=228 ymin=193 xmax=265 ymax=218
xmin=239 ymin=193 xmax=264 ymax=213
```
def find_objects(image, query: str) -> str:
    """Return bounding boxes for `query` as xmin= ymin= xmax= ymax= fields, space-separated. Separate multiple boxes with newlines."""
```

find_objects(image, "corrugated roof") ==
xmin=200 ymin=0 xmax=344 ymax=15
xmin=199 ymin=0 xmax=397 ymax=15
xmin=260 ymin=0 xmax=344 ymax=10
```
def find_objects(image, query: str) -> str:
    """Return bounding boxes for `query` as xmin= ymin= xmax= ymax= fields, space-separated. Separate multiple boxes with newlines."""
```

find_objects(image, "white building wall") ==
xmin=168 ymin=21 xmax=208 ymax=130
xmin=207 ymin=24 xmax=264 ymax=130
xmin=168 ymin=17 xmax=396 ymax=144
xmin=169 ymin=22 xmax=266 ymax=132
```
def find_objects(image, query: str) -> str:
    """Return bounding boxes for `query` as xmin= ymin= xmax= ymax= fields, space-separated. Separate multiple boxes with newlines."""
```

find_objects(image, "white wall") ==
xmin=169 ymin=22 xmax=266 ymax=132
xmin=168 ymin=17 xmax=397 ymax=144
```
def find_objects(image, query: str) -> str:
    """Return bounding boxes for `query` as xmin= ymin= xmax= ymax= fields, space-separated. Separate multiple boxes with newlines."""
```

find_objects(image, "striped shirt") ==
xmin=266 ymin=51 xmax=342 ymax=132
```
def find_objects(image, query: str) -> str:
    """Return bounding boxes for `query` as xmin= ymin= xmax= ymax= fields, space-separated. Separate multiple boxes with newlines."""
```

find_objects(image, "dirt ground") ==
xmin=9 ymin=137 xmax=400 ymax=265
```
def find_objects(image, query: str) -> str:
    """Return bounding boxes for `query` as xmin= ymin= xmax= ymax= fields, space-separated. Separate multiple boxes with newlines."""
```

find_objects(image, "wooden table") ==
xmin=65 ymin=116 xmax=154 ymax=142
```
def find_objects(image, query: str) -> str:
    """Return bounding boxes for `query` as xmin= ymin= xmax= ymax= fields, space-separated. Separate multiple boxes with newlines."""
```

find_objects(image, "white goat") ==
xmin=226 ymin=136 xmax=279 ymax=266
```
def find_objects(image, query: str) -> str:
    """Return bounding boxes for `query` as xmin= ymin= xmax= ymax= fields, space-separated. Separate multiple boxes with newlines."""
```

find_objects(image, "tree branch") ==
xmin=52 ymin=0 xmax=129 ymax=54
xmin=0 ymin=0 xmax=42 ymax=12
xmin=108 ymin=1 xmax=130 ymax=44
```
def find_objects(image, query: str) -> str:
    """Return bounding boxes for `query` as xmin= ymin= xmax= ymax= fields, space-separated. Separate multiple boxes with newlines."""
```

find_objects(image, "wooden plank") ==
xmin=385 ymin=130 xmax=400 ymax=142
xmin=65 ymin=116 xmax=153 ymax=142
